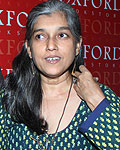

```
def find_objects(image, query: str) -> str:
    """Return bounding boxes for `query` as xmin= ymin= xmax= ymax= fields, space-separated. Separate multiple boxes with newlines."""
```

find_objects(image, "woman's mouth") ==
xmin=45 ymin=56 xmax=61 ymax=64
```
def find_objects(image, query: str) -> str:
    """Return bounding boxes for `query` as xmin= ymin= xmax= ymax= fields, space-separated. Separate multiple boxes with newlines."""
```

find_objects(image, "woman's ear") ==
xmin=25 ymin=41 xmax=32 ymax=59
xmin=76 ymin=37 xmax=82 ymax=56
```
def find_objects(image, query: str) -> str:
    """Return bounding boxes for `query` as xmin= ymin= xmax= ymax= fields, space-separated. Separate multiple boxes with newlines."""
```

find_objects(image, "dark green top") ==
xmin=0 ymin=84 xmax=120 ymax=150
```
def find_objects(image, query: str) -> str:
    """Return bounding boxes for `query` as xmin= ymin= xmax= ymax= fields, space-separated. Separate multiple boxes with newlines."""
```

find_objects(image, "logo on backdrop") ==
xmin=60 ymin=0 xmax=120 ymax=11
xmin=0 ymin=10 xmax=27 ymax=27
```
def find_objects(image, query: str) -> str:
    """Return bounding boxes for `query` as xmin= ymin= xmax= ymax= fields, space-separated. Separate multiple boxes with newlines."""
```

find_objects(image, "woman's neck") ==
xmin=41 ymin=72 xmax=72 ymax=96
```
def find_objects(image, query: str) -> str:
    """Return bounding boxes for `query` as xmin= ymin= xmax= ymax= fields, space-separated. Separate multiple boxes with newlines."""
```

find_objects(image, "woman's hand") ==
xmin=73 ymin=65 xmax=105 ymax=111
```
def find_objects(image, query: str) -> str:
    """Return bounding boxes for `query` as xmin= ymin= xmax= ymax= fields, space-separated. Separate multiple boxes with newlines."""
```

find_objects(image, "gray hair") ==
xmin=25 ymin=0 xmax=82 ymax=44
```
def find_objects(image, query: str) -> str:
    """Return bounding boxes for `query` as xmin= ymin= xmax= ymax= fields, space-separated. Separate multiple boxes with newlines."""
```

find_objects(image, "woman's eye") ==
xmin=58 ymin=33 xmax=68 ymax=39
xmin=35 ymin=34 xmax=45 ymax=40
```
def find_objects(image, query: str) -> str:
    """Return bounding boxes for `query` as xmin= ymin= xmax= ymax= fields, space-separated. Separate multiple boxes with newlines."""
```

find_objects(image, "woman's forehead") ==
xmin=33 ymin=11 xmax=68 ymax=29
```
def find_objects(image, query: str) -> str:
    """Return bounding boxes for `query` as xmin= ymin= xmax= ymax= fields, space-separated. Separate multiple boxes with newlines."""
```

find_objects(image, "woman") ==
xmin=0 ymin=0 xmax=119 ymax=149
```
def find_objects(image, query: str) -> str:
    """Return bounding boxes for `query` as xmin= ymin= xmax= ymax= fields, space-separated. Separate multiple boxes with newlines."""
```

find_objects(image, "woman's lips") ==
xmin=45 ymin=56 xmax=61 ymax=64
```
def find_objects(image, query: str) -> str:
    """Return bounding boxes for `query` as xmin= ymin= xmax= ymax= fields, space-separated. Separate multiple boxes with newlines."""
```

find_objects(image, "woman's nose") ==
xmin=46 ymin=37 xmax=58 ymax=51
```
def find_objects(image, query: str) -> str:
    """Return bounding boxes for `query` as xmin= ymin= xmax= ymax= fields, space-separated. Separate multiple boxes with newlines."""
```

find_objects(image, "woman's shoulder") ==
xmin=99 ymin=83 xmax=119 ymax=103
xmin=0 ymin=88 xmax=13 ymax=128
xmin=0 ymin=88 xmax=5 ymax=110
xmin=0 ymin=88 xmax=6 ymax=115
xmin=99 ymin=83 xmax=117 ymax=95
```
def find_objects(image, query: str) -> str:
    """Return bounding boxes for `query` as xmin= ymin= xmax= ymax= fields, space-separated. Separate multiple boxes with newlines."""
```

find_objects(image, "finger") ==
xmin=79 ymin=65 xmax=89 ymax=73
xmin=73 ymin=71 xmax=81 ymax=78
xmin=72 ymin=70 xmax=81 ymax=79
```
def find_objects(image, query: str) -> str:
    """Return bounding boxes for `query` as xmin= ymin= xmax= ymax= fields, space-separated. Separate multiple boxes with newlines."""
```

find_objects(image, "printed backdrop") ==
xmin=0 ymin=0 xmax=120 ymax=96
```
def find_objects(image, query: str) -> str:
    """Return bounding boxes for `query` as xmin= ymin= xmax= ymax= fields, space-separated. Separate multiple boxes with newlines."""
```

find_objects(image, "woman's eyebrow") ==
xmin=32 ymin=29 xmax=44 ymax=35
xmin=58 ymin=26 xmax=70 ymax=31
xmin=32 ymin=26 xmax=71 ymax=35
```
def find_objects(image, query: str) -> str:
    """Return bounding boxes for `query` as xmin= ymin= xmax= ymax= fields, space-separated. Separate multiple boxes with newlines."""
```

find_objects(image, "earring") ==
xmin=31 ymin=60 xmax=35 ymax=77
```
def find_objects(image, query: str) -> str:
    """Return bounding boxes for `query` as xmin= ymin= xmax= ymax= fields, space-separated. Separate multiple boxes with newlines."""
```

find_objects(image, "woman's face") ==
xmin=27 ymin=11 xmax=81 ymax=78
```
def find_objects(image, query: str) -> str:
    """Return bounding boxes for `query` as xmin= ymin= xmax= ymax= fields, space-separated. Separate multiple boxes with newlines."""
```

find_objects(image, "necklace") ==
xmin=31 ymin=79 xmax=73 ymax=150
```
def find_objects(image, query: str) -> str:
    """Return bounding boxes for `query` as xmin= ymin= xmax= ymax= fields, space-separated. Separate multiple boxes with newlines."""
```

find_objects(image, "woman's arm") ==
xmin=73 ymin=66 xmax=120 ymax=149
xmin=79 ymin=85 xmax=120 ymax=149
